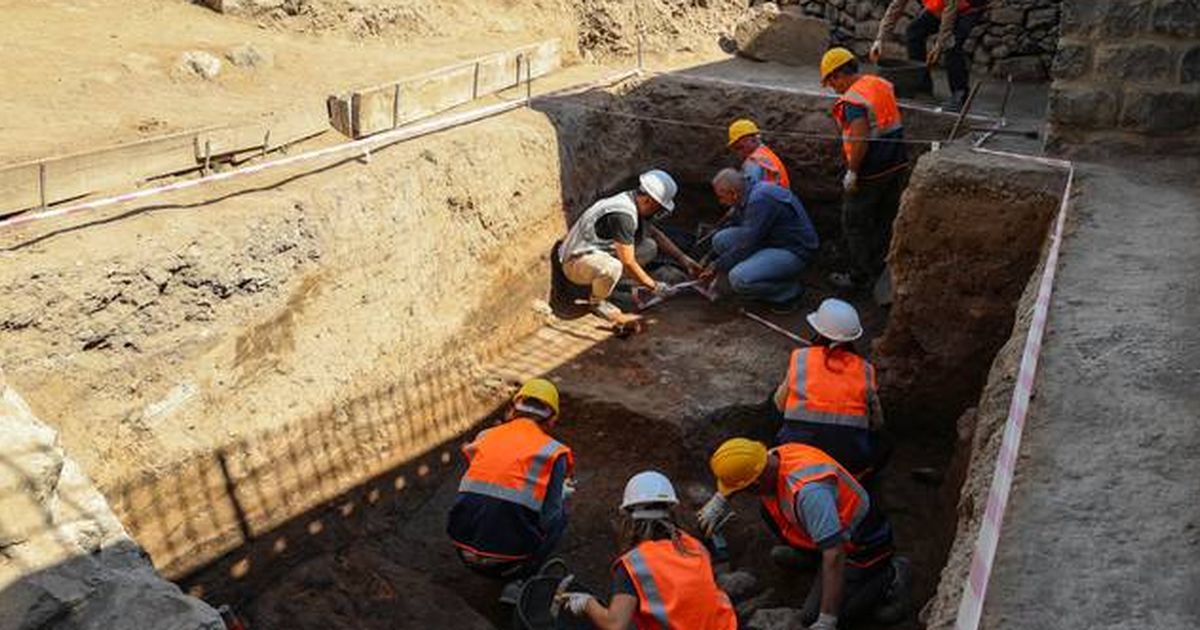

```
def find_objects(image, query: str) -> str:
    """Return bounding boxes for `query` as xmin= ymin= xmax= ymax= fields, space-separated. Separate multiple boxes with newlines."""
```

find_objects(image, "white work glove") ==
xmin=809 ymin=613 xmax=839 ymax=630
xmin=868 ymin=39 xmax=883 ymax=63
xmin=842 ymin=170 xmax=858 ymax=192
xmin=562 ymin=477 xmax=577 ymax=500
xmin=561 ymin=592 xmax=594 ymax=615
xmin=696 ymin=492 xmax=731 ymax=537
xmin=651 ymin=281 xmax=673 ymax=297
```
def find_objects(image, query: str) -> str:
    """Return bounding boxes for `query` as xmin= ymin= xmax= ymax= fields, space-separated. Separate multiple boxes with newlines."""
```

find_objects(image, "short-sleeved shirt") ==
xmin=841 ymin=104 xmax=908 ymax=179
xmin=796 ymin=479 xmax=847 ymax=549
xmin=612 ymin=562 xmax=638 ymax=596
xmin=593 ymin=212 xmax=640 ymax=246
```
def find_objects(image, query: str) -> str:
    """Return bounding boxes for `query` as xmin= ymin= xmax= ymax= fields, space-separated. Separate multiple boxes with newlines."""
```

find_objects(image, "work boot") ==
xmin=591 ymin=300 xmax=639 ymax=325
xmin=498 ymin=578 xmax=525 ymax=606
xmin=770 ymin=545 xmax=819 ymax=571
xmin=873 ymin=556 xmax=913 ymax=624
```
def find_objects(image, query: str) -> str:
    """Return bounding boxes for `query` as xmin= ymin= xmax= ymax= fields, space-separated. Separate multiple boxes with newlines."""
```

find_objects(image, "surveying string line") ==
xmin=533 ymin=98 xmax=980 ymax=146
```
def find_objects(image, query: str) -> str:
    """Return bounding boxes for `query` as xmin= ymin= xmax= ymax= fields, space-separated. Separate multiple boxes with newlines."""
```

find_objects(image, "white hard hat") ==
xmin=806 ymin=298 xmax=863 ymax=342
xmin=638 ymin=169 xmax=678 ymax=212
xmin=620 ymin=470 xmax=678 ymax=519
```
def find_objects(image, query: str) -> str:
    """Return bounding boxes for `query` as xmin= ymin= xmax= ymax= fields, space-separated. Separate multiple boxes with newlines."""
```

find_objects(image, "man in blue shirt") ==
xmin=699 ymin=168 xmax=820 ymax=310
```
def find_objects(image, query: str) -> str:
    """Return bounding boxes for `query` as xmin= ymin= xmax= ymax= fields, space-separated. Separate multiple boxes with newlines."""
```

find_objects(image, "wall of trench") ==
xmin=2 ymin=70 xmax=1064 ymax=629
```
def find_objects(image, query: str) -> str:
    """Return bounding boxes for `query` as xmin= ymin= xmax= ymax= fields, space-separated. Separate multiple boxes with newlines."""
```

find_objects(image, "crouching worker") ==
xmin=448 ymin=379 xmax=575 ymax=598
xmin=698 ymin=439 xmax=910 ymax=629
xmin=558 ymin=471 xmax=738 ymax=630
xmin=559 ymin=169 xmax=701 ymax=327
xmin=700 ymin=168 xmax=819 ymax=313
xmin=773 ymin=299 xmax=890 ymax=481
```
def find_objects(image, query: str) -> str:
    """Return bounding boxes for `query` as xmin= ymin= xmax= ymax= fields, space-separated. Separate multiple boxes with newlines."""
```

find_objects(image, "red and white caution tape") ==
xmin=954 ymin=153 xmax=1074 ymax=630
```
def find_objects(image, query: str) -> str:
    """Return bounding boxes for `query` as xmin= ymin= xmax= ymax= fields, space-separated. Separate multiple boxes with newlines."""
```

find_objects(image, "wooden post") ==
xmin=38 ymin=163 xmax=47 ymax=211
xmin=392 ymin=84 xmax=402 ymax=129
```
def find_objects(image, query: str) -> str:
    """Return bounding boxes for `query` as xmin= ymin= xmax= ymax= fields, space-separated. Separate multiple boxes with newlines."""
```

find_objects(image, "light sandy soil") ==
xmin=0 ymin=0 xmax=741 ymax=164
xmin=978 ymin=160 xmax=1200 ymax=630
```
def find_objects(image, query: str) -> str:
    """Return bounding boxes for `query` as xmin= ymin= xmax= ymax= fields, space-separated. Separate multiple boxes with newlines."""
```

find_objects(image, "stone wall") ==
xmin=0 ymin=369 xmax=222 ymax=630
xmin=1046 ymin=0 xmax=1200 ymax=155
xmin=790 ymin=0 xmax=1062 ymax=80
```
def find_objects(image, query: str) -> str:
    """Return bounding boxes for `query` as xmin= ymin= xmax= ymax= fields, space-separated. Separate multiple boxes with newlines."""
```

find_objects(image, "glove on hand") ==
xmin=696 ymin=492 xmax=731 ymax=537
xmin=562 ymin=478 xmax=577 ymax=500
xmin=868 ymin=40 xmax=883 ymax=62
xmin=809 ymin=613 xmax=838 ymax=630
xmin=561 ymin=592 xmax=593 ymax=615
xmin=842 ymin=170 xmax=858 ymax=192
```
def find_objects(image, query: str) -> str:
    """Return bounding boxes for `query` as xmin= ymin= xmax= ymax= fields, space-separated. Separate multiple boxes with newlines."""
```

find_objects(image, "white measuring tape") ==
xmin=954 ymin=149 xmax=1074 ymax=630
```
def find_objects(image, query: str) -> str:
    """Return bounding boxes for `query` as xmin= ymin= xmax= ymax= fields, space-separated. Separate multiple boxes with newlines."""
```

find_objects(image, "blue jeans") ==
xmin=712 ymin=227 xmax=807 ymax=303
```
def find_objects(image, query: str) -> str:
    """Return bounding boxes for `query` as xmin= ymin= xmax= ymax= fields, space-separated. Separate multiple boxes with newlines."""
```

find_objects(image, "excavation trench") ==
xmin=0 ymin=73 xmax=1065 ymax=629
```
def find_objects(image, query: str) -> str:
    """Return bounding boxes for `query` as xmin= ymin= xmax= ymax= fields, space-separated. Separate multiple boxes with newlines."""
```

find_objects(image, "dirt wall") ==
xmin=873 ymin=146 xmax=1066 ymax=433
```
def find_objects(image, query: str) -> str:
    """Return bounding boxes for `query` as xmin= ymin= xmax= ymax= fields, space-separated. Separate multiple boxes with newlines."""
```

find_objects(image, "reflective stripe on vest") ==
xmin=458 ymin=418 xmax=574 ymax=511
xmin=923 ymin=0 xmax=972 ymax=15
xmin=832 ymin=75 xmax=903 ymax=164
xmin=745 ymin=145 xmax=791 ymax=188
xmin=783 ymin=347 xmax=874 ymax=428
xmin=619 ymin=534 xmax=739 ymax=630
xmin=761 ymin=444 xmax=871 ymax=551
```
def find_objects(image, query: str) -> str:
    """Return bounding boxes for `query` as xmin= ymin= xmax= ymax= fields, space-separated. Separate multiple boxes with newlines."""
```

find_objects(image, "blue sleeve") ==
xmin=841 ymin=104 xmax=868 ymax=123
xmin=796 ymin=480 xmax=846 ymax=549
xmin=742 ymin=160 xmax=766 ymax=186
xmin=714 ymin=192 xmax=775 ymax=272
xmin=611 ymin=563 xmax=638 ymax=596
xmin=540 ymin=455 xmax=568 ymax=529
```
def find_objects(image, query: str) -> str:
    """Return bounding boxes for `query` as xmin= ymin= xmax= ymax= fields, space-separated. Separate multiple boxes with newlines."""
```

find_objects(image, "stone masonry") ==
xmin=787 ymin=0 xmax=1063 ymax=80
xmin=1046 ymin=0 xmax=1200 ymax=155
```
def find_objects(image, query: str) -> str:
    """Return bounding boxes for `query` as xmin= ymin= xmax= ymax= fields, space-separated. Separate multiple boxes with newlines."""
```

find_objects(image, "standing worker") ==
xmin=448 ymin=379 xmax=575 ymax=599
xmin=559 ymin=169 xmax=701 ymax=328
xmin=728 ymin=118 xmax=791 ymax=188
xmin=871 ymin=0 xmax=987 ymax=111
xmin=558 ymin=471 xmax=738 ymax=630
xmin=819 ymin=48 xmax=909 ymax=292
xmin=697 ymin=439 xmax=911 ymax=629
xmin=700 ymin=169 xmax=819 ymax=312
xmin=773 ymin=299 xmax=889 ymax=481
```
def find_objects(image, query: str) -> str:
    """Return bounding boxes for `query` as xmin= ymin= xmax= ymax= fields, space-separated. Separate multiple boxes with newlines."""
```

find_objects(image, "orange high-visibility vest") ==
xmin=744 ymin=144 xmax=791 ymax=189
xmin=616 ymin=533 xmax=738 ymax=630
xmin=782 ymin=346 xmax=876 ymax=429
xmin=760 ymin=444 xmax=870 ymax=552
xmin=458 ymin=417 xmax=574 ymax=512
xmin=832 ymin=75 xmax=904 ymax=165
xmin=923 ymin=0 xmax=973 ymax=16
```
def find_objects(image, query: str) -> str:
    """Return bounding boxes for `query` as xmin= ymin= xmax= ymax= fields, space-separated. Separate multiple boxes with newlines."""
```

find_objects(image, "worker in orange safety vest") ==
xmin=558 ymin=471 xmax=738 ymax=630
xmin=447 ymin=378 xmax=575 ymax=599
xmin=773 ymin=298 xmax=890 ymax=481
xmin=697 ymin=440 xmax=911 ymax=630
xmin=728 ymin=118 xmax=791 ymax=189
xmin=820 ymin=48 xmax=910 ymax=292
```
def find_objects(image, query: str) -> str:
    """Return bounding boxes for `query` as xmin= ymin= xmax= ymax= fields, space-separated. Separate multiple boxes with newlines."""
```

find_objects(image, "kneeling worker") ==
xmin=448 ymin=379 xmax=575 ymax=592
xmin=559 ymin=169 xmax=701 ymax=326
xmin=698 ymin=439 xmax=910 ymax=629
xmin=773 ymin=299 xmax=889 ymax=481
xmin=700 ymin=168 xmax=819 ymax=311
xmin=559 ymin=471 xmax=737 ymax=630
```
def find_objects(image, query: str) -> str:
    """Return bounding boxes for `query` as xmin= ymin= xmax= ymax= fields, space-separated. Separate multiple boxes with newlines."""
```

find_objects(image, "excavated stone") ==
xmin=1151 ymin=0 xmax=1200 ymax=37
xmin=1051 ymin=42 xmax=1091 ymax=80
xmin=179 ymin=51 xmax=222 ymax=80
xmin=1183 ymin=46 xmax=1200 ymax=83
xmin=0 ymin=372 xmax=222 ymax=630
xmin=1095 ymin=43 xmax=1174 ymax=81
xmin=1048 ymin=85 xmax=1119 ymax=130
xmin=746 ymin=607 xmax=805 ymax=630
xmin=1120 ymin=88 xmax=1200 ymax=134
xmin=716 ymin=570 xmax=759 ymax=602
xmin=733 ymin=3 xmax=829 ymax=66
xmin=225 ymin=43 xmax=273 ymax=69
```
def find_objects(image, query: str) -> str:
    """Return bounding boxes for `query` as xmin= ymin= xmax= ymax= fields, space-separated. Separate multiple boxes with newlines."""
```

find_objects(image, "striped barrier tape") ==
xmin=954 ymin=153 xmax=1074 ymax=630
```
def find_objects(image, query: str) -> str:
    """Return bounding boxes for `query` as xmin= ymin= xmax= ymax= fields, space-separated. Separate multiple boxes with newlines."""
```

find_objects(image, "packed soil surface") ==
xmin=0 ymin=0 xmax=742 ymax=164
xmin=973 ymin=160 xmax=1200 ymax=630
xmin=237 ymin=270 xmax=957 ymax=629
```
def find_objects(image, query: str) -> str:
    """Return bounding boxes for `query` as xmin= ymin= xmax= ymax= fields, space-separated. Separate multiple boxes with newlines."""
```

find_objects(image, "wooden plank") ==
xmin=336 ymin=38 xmax=563 ymax=138
xmin=195 ymin=104 xmax=330 ymax=159
xmin=41 ymin=131 xmax=200 ymax=206
xmin=0 ymin=164 xmax=40 ymax=217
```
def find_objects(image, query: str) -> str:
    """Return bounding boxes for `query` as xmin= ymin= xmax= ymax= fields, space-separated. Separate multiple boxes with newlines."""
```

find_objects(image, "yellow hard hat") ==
xmin=515 ymin=378 xmax=560 ymax=416
xmin=727 ymin=118 xmax=761 ymax=146
xmin=709 ymin=438 xmax=769 ymax=496
xmin=820 ymin=47 xmax=857 ymax=82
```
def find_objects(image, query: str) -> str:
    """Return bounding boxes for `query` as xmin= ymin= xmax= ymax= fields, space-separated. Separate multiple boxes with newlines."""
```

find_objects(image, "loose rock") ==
xmin=746 ymin=607 xmax=806 ymax=630
xmin=179 ymin=51 xmax=222 ymax=80
xmin=225 ymin=43 xmax=274 ymax=69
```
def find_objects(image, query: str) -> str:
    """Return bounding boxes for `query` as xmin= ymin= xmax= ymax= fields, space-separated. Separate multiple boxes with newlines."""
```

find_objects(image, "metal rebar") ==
xmin=38 ymin=163 xmax=47 ymax=210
